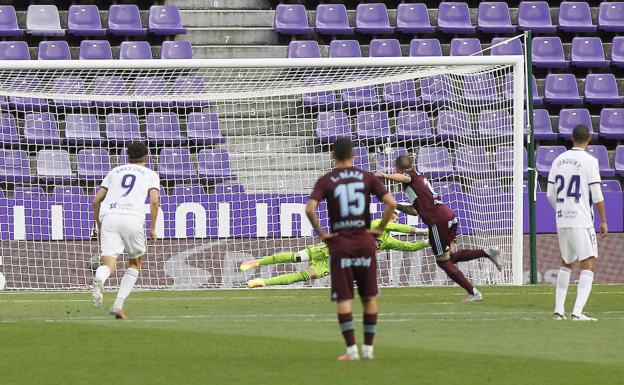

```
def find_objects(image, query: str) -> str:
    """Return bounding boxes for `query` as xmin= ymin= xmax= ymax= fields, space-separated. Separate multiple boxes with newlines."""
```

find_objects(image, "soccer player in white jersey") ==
xmin=91 ymin=142 xmax=160 ymax=320
xmin=547 ymin=125 xmax=608 ymax=321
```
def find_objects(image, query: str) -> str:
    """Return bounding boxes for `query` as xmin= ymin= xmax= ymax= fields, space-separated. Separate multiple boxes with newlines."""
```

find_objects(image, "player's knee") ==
xmin=580 ymin=257 xmax=596 ymax=272
xmin=128 ymin=256 xmax=143 ymax=270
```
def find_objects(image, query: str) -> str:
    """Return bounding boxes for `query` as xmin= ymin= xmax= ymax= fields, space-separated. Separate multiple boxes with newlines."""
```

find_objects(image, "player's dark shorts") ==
xmin=328 ymin=233 xmax=378 ymax=302
xmin=428 ymin=215 xmax=458 ymax=256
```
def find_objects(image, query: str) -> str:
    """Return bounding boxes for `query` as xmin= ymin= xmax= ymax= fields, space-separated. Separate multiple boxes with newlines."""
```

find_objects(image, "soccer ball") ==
xmin=87 ymin=254 xmax=101 ymax=271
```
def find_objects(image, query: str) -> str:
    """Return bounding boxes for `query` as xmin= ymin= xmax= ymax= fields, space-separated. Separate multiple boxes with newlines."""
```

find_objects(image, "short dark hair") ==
xmin=572 ymin=124 xmax=591 ymax=143
xmin=396 ymin=155 xmax=413 ymax=171
xmin=332 ymin=137 xmax=354 ymax=161
xmin=127 ymin=142 xmax=149 ymax=163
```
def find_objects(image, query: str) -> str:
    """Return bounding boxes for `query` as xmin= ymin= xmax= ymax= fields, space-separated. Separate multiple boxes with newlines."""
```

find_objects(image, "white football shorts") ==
xmin=100 ymin=214 xmax=147 ymax=259
xmin=557 ymin=227 xmax=598 ymax=264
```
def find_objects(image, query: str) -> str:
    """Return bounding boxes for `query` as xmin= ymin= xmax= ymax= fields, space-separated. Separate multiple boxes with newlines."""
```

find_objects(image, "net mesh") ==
xmin=0 ymin=60 xmax=521 ymax=290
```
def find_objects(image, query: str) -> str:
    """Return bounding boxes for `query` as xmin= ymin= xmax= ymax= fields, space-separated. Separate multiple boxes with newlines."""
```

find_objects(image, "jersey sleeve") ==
xmin=149 ymin=172 xmax=161 ymax=192
xmin=100 ymin=172 xmax=112 ymax=190
xmin=310 ymin=177 xmax=327 ymax=202
xmin=587 ymin=157 xmax=601 ymax=185
xmin=384 ymin=222 xmax=414 ymax=234
xmin=380 ymin=235 xmax=427 ymax=252
xmin=370 ymin=173 xmax=389 ymax=200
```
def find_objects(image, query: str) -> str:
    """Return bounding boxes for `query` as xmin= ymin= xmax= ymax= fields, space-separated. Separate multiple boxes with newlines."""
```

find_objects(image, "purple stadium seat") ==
xmin=494 ymin=146 xmax=528 ymax=174
xmin=50 ymin=76 xmax=90 ymax=108
xmin=0 ymin=41 xmax=29 ymax=60
xmin=544 ymin=74 xmax=582 ymax=105
xmin=612 ymin=37 xmax=624 ymax=68
xmin=134 ymin=76 xmax=170 ymax=107
xmin=172 ymin=76 xmax=210 ymax=108
xmin=65 ymin=114 xmax=101 ymax=145
xmin=587 ymin=145 xmax=615 ymax=177
xmin=0 ymin=6 xmax=23 ymax=36
xmin=518 ymin=2 xmax=556 ymax=33
xmin=533 ymin=109 xmax=557 ymax=140
xmin=477 ymin=2 xmax=515 ymax=33
xmin=13 ymin=186 xmax=46 ymax=200
xmin=382 ymin=80 xmax=418 ymax=107
xmin=105 ymin=114 xmax=142 ymax=144
xmin=198 ymin=149 xmax=235 ymax=180
xmin=315 ymin=4 xmax=353 ymax=35
xmin=26 ymin=5 xmax=64 ymax=36
xmin=532 ymin=37 xmax=568 ymax=68
xmin=341 ymin=84 xmax=378 ymax=108
xmin=417 ymin=147 xmax=453 ymax=177
xmin=329 ymin=40 xmax=361 ymax=57
xmin=395 ymin=111 xmax=434 ymax=142
xmin=468 ymin=180 xmax=505 ymax=197
xmin=77 ymin=149 xmax=111 ymax=180
xmin=421 ymin=75 xmax=452 ymax=105
xmin=119 ymin=41 xmax=152 ymax=60
xmin=161 ymin=41 xmax=193 ymax=59
xmin=570 ymin=37 xmax=609 ymax=68
xmin=598 ymin=2 xmax=624 ymax=32
xmin=274 ymin=4 xmax=313 ymax=35
xmin=356 ymin=110 xmax=392 ymax=144
xmin=478 ymin=110 xmax=512 ymax=137
xmin=146 ymin=112 xmax=184 ymax=145
xmin=288 ymin=41 xmax=321 ymax=58
xmin=490 ymin=37 xmax=523 ymax=56
xmin=356 ymin=3 xmax=393 ymax=34
xmin=108 ymin=5 xmax=146 ymax=36
xmin=369 ymin=39 xmax=401 ymax=57
xmin=559 ymin=2 xmax=596 ymax=32
xmin=315 ymin=111 xmax=351 ymax=143
xmin=7 ymin=75 xmax=47 ymax=111
xmin=159 ymin=148 xmax=195 ymax=180
xmin=213 ymin=183 xmax=245 ymax=195
xmin=615 ymin=146 xmax=624 ymax=176
xmin=584 ymin=74 xmax=623 ymax=105
xmin=436 ymin=109 xmax=471 ymax=140
xmin=79 ymin=40 xmax=112 ymax=60
xmin=52 ymin=186 xmax=85 ymax=198
xmin=396 ymin=3 xmax=435 ymax=34
xmin=353 ymin=147 xmax=371 ymax=171
xmin=600 ymin=180 xmax=622 ymax=192
xmin=38 ymin=41 xmax=70 ymax=60
xmin=558 ymin=108 xmax=592 ymax=139
xmin=24 ymin=113 xmax=60 ymax=145
xmin=186 ymin=113 xmax=224 ymax=145
xmin=450 ymin=38 xmax=482 ymax=56
xmin=409 ymin=39 xmax=442 ymax=57
xmin=599 ymin=108 xmax=624 ymax=140
xmin=432 ymin=181 xmax=462 ymax=200
xmin=171 ymin=184 xmax=206 ymax=198
xmin=438 ymin=2 xmax=475 ymax=34
xmin=93 ymin=76 xmax=130 ymax=107
xmin=375 ymin=148 xmax=408 ymax=173
xmin=0 ymin=113 xmax=20 ymax=145
xmin=36 ymin=150 xmax=73 ymax=181
xmin=455 ymin=147 xmax=490 ymax=174
xmin=301 ymin=77 xmax=340 ymax=108
xmin=148 ymin=5 xmax=186 ymax=35
xmin=67 ymin=5 xmax=105 ymax=36
xmin=464 ymin=73 xmax=500 ymax=102
xmin=0 ymin=150 xmax=31 ymax=182
xmin=536 ymin=146 xmax=566 ymax=177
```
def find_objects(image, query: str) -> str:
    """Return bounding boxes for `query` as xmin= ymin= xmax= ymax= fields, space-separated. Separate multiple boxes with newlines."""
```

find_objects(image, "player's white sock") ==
xmin=94 ymin=265 xmax=111 ymax=285
xmin=346 ymin=344 xmax=359 ymax=359
xmin=362 ymin=344 xmax=374 ymax=359
xmin=554 ymin=267 xmax=571 ymax=315
xmin=113 ymin=268 xmax=139 ymax=310
xmin=572 ymin=270 xmax=594 ymax=316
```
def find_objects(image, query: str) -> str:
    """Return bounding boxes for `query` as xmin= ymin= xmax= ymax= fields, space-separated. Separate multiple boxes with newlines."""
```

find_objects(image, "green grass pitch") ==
xmin=1 ymin=285 xmax=623 ymax=385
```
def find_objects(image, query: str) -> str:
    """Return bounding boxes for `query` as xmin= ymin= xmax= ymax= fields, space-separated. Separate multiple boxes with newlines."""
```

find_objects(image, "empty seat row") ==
xmin=536 ymin=145 xmax=624 ymax=177
xmin=0 ymin=112 xmax=222 ymax=146
xmin=0 ymin=5 xmax=185 ymax=37
xmin=533 ymin=108 xmax=624 ymax=141
xmin=315 ymin=109 xmax=514 ymax=144
xmin=276 ymin=2 xmax=624 ymax=36
xmin=0 ymin=40 xmax=193 ymax=60
xmin=0 ymin=148 xmax=235 ymax=182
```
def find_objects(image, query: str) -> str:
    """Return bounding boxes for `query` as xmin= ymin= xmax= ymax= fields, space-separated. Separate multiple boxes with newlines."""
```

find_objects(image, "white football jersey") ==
xmin=99 ymin=164 xmax=160 ymax=220
xmin=547 ymin=148 xmax=601 ymax=228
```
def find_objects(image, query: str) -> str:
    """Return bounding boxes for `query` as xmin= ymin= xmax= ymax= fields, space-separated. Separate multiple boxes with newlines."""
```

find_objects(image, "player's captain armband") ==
xmin=589 ymin=183 xmax=604 ymax=204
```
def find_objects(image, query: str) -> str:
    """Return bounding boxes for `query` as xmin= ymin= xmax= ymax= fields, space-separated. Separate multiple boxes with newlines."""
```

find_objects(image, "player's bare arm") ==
xmin=395 ymin=203 xmax=419 ymax=216
xmin=305 ymin=198 xmax=336 ymax=241
xmin=92 ymin=187 xmax=108 ymax=233
xmin=148 ymin=188 xmax=160 ymax=243
xmin=374 ymin=171 xmax=411 ymax=184
xmin=595 ymin=200 xmax=608 ymax=239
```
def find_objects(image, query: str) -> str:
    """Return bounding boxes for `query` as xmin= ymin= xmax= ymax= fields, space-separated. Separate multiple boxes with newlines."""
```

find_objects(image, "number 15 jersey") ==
xmin=547 ymin=148 xmax=601 ymax=228
xmin=99 ymin=164 xmax=160 ymax=221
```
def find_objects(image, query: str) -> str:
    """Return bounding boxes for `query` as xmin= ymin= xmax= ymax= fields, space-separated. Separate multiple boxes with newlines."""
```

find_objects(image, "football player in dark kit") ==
xmin=305 ymin=137 xmax=396 ymax=362
xmin=376 ymin=155 xmax=502 ymax=302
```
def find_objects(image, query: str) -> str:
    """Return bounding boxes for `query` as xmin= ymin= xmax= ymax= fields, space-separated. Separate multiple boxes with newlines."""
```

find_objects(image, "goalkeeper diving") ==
xmin=240 ymin=211 xmax=429 ymax=288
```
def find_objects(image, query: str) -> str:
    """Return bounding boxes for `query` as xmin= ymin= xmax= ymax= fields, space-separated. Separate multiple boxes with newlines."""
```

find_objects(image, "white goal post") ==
xmin=0 ymin=56 xmax=525 ymax=290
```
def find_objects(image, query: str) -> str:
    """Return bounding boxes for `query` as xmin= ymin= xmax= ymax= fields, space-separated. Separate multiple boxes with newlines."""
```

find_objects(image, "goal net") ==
xmin=0 ymin=56 xmax=524 ymax=290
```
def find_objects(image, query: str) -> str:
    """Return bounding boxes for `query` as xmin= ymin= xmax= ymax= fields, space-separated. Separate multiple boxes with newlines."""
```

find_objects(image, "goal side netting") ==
xmin=0 ymin=57 xmax=525 ymax=290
